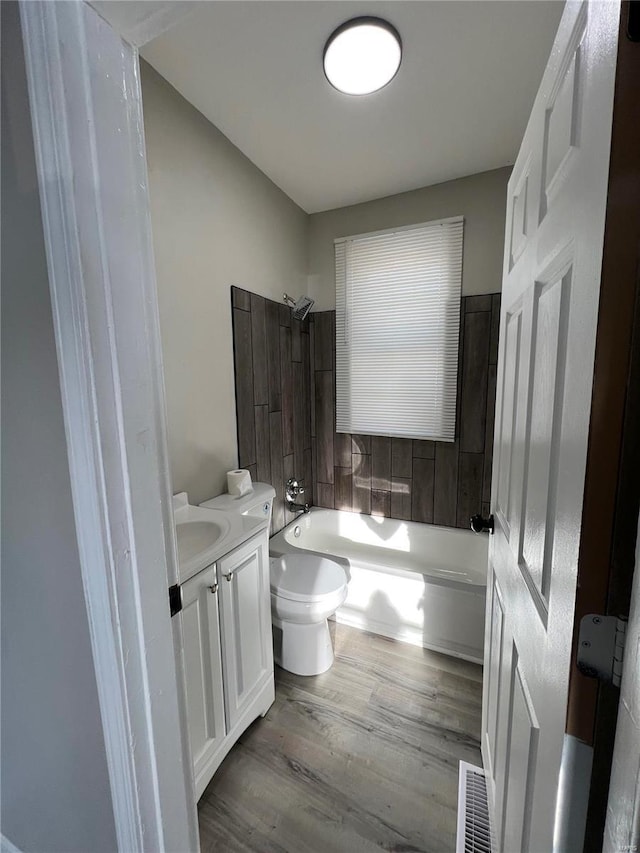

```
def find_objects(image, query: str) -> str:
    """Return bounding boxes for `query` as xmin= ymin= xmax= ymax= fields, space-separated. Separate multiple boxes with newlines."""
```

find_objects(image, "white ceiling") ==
xmin=141 ymin=1 xmax=563 ymax=214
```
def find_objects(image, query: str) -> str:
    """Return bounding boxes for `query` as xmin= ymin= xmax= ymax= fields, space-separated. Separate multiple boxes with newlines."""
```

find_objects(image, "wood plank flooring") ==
xmin=198 ymin=625 xmax=483 ymax=853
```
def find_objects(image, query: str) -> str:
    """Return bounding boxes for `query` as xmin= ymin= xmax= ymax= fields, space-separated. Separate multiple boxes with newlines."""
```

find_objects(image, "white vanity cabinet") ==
xmin=218 ymin=533 xmax=274 ymax=731
xmin=181 ymin=562 xmax=227 ymax=789
xmin=180 ymin=531 xmax=274 ymax=799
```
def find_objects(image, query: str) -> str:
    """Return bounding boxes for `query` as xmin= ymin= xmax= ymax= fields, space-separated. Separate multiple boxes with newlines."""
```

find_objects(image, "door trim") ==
xmin=18 ymin=2 xmax=198 ymax=849
xmin=568 ymin=1 xmax=640 ymax=845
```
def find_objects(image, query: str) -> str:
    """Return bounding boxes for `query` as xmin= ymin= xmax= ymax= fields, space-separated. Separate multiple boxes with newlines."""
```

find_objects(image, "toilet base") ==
xmin=272 ymin=616 xmax=334 ymax=676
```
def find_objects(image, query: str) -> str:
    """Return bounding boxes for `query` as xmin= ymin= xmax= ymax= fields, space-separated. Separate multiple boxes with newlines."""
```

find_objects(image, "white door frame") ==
xmin=19 ymin=2 xmax=198 ymax=849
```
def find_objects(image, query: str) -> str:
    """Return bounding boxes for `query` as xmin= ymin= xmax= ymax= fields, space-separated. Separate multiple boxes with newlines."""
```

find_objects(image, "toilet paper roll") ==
xmin=227 ymin=469 xmax=253 ymax=498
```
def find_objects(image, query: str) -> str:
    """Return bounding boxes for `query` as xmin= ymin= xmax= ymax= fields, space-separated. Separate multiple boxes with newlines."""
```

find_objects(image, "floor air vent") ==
xmin=456 ymin=761 xmax=493 ymax=853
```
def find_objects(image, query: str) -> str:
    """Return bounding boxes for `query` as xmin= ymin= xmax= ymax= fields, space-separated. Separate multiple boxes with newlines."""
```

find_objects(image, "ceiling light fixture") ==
xmin=323 ymin=17 xmax=402 ymax=96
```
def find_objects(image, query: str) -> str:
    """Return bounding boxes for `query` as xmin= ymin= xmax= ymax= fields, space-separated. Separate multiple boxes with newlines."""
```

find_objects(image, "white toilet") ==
xmin=269 ymin=553 xmax=348 ymax=676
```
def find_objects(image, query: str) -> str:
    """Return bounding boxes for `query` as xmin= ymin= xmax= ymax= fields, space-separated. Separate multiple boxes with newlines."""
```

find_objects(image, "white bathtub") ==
xmin=270 ymin=508 xmax=488 ymax=664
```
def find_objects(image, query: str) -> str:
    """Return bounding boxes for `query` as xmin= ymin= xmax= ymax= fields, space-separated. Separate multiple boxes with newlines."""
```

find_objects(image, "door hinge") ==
xmin=576 ymin=614 xmax=627 ymax=687
xmin=169 ymin=584 xmax=182 ymax=617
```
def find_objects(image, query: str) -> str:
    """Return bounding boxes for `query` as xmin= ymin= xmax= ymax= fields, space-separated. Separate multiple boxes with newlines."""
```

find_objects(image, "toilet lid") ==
xmin=270 ymin=554 xmax=347 ymax=603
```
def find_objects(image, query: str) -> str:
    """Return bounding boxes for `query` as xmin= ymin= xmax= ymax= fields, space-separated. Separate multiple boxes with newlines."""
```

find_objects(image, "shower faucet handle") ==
xmin=286 ymin=477 xmax=306 ymax=500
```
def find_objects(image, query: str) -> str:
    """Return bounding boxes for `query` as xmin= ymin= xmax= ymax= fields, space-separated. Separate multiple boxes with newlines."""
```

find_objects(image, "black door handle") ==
xmin=470 ymin=514 xmax=494 ymax=535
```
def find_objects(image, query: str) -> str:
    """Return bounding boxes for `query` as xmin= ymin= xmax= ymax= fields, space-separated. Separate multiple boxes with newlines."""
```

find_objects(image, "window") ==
xmin=335 ymin=216 xmax=463 ymax=441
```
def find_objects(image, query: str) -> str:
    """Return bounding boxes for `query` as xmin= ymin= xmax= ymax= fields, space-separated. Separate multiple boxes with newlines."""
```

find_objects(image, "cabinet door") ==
xmin=218 ymin=535 xmax=274 ymax=731
xmin=180 ymin=564 xmax=226 ymax=786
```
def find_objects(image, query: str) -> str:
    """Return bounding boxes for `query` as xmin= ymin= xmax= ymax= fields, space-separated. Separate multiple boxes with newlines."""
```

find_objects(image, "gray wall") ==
xmin=0 ymin=5 xmax=117 ymax=851
xmin=141 ymin=62 xmax=309 ymax=505
xmin=308 ymin=167 xmax=510 ymax=310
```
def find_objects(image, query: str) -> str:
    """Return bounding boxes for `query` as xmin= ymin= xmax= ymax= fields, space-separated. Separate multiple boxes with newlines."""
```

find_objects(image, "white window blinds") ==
xmin=335 ymin=216 xmax=463 ymax=442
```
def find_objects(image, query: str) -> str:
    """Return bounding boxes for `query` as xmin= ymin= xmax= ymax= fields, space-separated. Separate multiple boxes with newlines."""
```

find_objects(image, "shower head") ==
xmin=283 ymin=293 xmax=314 ymax=322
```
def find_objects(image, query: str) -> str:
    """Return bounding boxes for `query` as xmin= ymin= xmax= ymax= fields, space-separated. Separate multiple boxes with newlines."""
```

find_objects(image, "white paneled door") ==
xmin=482 ymin=2 xmax=621 ymax=850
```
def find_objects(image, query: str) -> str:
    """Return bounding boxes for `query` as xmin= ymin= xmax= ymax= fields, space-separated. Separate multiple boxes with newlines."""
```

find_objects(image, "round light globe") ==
xmin=323 ymin=17 xmax=402 ymax=96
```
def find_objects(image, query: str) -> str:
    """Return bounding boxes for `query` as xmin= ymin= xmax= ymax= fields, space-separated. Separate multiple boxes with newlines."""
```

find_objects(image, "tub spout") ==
xmin=288 ymin=501 xmax=310 ymax=514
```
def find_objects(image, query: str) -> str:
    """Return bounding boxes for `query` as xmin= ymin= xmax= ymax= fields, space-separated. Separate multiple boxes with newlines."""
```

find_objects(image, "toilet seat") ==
xmin=270 ymin=554 xmax=346 ymax=603
xmin=268 ymin=553 xmax=348 ymax=676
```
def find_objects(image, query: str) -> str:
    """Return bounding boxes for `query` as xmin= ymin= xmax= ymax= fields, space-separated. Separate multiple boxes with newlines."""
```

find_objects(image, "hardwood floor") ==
xmin=198 ymin=624 xmax=483 ymax=853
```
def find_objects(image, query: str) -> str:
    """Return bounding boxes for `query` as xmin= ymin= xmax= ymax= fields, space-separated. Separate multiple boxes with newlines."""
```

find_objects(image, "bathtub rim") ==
xmin=270 ymin=507 xmax=488 ymax=595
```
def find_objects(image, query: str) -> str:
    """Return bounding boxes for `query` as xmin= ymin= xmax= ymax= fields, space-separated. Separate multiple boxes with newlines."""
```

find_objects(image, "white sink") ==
xmin=176 ymin=518 xmax=229 ymax=565
xmin=172 ymin=492 xmax=267 ymax=582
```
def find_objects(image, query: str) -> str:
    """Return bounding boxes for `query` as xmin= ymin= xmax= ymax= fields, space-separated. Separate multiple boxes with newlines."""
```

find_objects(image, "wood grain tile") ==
xmin=280 ymin=326 xmax=294 ymax=456
xmin=250 ymin=293 xmax=268 ymax=406
xmin=269 ymin=411 xmax=284 ymax=532
xmin=391 ymin=476 xmax=412 ymax=521
xmin=312 ymin=439 xmax=317 ymax=504
xmin=352 ymin=453 xmax=371 ymax=514
xmin=371 ymin=489 xmax=391 ymax=517
xmin=283 ymin=453 xmax=294 ymax=491
xmin=303 ymin=448 xmax=313 ymax=502
xmin=266 ymin=300 xmax=282 ymax=413
xmin=315 ymin=371 xmax=334 ymax=485
xmin=293 ymin=361 xmax=305 ymax=475
xmin=483 ymin=363 xmax=497 ymax=505
xmin=233 ymin=292 xmax=501 ymax=538
xmin=291 ymin=318 xmax=302 ymax=362
xmin=334 ymin=432 xmax=352 ymax=469
xmin=413 ymin=439 xmax=435 ymax=459
xmin=434 ymin=442 xmax=459 ymax=528
xmin=457 ymin=452 xmax=484 ymax=529
xmin=411 ymin=457 xmax=435 ymax=524
xmin=254 ymin=405 xmax=271 ymax=484
xmin=314 ymin=312 xmax=333 ymax=371
xmin=392 ymin=438 xmax=412 ymax=478
xmin=334 ymin=466 xmax=352 ymax=511
xmin=233 ymin=307 xmax=255 ymax=467
xmin=279 ymin=303 xmax=291 ymax=327
xmin=301 ymin=338 xmax=311 ymax=450
xmin=371 ymin=435 xmax=391 ymax=490
xmin=460 ymin=310 xmax=491 ymax=454
xmin=351 ymin=434 xmax=371 ymax=455
xmin=316 ymin=482 xmax=334 ymax=509
xmin=490 ymin=294 xmax=501 ymax=366
xmin=309 ymin=320 xmax=316 ymax=437
xmin=465 ymin=294 xmax=493 ymax=313
xmin=331 ymin=312 xmax=336 ymax=377
xmin=231 ymin=286 xmax=251 ymax=312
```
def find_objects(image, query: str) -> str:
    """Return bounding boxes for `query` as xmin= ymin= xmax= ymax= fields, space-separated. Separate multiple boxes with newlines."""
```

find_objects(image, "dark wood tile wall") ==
xmin=310 ymin=294 xmax=501 ymax=530
xmin=232 ymin=286 xmax=500 ymax=533
xmin=231 ymin=287 xmax=312 ymax=534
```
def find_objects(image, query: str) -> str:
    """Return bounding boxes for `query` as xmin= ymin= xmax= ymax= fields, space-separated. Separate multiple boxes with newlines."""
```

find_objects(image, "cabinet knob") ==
xmin=225 ymin=572 xmax=234 ymax=582
xmin=208 ymin=583 xmax=218 ymax=594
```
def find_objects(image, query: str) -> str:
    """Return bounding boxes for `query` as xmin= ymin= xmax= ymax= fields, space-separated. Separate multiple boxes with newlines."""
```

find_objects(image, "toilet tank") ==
xmin=200 ymin=482 xmax=275 ymax=530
